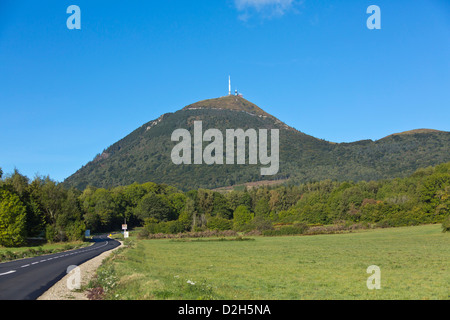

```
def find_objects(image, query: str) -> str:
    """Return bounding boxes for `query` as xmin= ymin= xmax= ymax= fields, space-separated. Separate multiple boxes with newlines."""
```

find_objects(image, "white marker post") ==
xmin=122 ymin=221 xmax=128 ymax=238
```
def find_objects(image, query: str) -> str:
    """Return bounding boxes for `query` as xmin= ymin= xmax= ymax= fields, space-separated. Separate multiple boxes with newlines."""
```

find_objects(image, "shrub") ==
xmin=160 ymin=220 xmax=185 ymax=234
xmin=243 ymin=230 xmax=262 ymax=236
xmin=0 ymin=251 xmax=18 ymax=262
xmin=233 ymin=205 xmax=254 ymax=231
xmin=45 ymin=224 xmax=59 ymax=243
xmin=0 ymin=189 xmax=27 ymax=247
xmin=144 ymin=229 xmax=238 ymax=239
xmin=137 ymin=228 xmax=150 ymax=239
xmin=65 ymin=220 xmax=86 ymax=242
xmin=207 ymin=216 xmax=233 ymax=231
xmin=144 ymin=219 xmax=195 ymax=235
xmin=87 ymin=287 xmax=105 ymax=300
xmin=250 ymin=216 xmax=274 ymax=232
xmin=263 ymin=223 xmax=309 ymax=236
xmin=442 ymin=215 xmax=450 ymax=233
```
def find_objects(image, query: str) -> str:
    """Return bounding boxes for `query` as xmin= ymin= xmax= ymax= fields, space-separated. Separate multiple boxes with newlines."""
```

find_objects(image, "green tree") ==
xmin=134 ymin=193 xmax=175 ymax=223
xmin=420 ymin=173 xmax=450 ymax=214
xmin=168 ymin=192 xmax=187 ymax=217
xmin=197 ymin=189 xmax=214 ymax=216
xmin=442 ymin=215 xmax=450 ymax=233
xmin=254 ymin=198 xmax=270 ymax=218
xmin=226 ymin=190 xmax=252 ymax=211
xmin=34 ymin=177 xmax=66 ymax=225
xmin=65 ymin=220 xmax=86 ymax=241
xmin=178 ymin=197 xmax=196 ymax=231
xmin=233 ymin=205 xmax=254 ymax=231
xmin=123 ymin=183 xmax=147 ymax=207
xmin=0 ymin=189 xmax=27 ymax=247
xmin=93 ymin=188 xmax=118 ymax=230
xmin=6 ymin=171 xmax=46 ymax=237
xmin=211 ymin=192 xmax=232 ymax=219
xmin=4 ymin=169 xmax=29 ymax=200
xmin=207 ymin=216 xmax=233 ymax=231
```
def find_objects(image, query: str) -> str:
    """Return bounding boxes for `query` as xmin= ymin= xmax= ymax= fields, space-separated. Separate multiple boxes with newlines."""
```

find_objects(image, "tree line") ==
xmin=1 ymin=161 xmax=449 ymax=247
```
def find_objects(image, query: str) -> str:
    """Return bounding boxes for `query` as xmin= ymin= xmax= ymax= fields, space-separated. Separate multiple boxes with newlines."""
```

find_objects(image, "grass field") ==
xmin=96 ymin=225 xmax=449 ymax=300
xmin=0 ymin=241 xmax=90 ymax=262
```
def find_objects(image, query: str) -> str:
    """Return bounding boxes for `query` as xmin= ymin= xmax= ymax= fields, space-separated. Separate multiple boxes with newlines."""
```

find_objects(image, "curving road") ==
xmin=0 ymin=235 xmax=121 ymax=300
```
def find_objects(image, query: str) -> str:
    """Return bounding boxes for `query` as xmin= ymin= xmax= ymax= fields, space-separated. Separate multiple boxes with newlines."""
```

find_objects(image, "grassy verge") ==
xmin=0 ymin=241 xmax=91 ymax=263
xmin=92 ymin=225 xmax=449 ymax=300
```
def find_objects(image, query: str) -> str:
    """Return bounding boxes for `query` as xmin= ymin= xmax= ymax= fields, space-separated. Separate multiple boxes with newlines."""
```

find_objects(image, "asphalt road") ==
xmin=0 ymin=235 xmax=121 ymax=300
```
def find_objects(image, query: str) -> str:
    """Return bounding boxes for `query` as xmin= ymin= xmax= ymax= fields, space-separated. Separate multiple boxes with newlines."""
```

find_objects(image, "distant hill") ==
xmin=382 ymin=129 xmax=445 ymax=139
xmin=63 ymin=96 xmax=450 ymax=190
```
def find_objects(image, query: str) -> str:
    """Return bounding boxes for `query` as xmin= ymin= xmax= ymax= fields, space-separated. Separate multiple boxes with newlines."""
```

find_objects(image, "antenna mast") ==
xmin=228 ymin=76 xmax=231 ymax=96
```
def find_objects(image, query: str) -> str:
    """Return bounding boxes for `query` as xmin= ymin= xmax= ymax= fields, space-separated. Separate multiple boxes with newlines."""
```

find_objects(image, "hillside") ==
xmin=63 ymin=96 xmax=450 ymax=190
xmin=183 ymin=95 xmax=273 ymax=118
xmin=382 ymin=129 xmax=445 ymax=139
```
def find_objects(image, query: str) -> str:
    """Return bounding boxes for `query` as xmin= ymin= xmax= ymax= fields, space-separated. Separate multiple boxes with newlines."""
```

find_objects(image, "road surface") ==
xmin=0 ymin=235 xmax=121 ymax=300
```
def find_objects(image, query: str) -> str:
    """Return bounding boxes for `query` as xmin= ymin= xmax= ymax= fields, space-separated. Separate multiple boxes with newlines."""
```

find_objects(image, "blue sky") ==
xmin=0 ymin=0 xmax=449 ymax=182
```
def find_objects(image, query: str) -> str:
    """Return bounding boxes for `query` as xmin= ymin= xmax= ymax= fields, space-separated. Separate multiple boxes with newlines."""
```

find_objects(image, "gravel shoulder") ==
xmin=37 ymin=241 xmax=123 ymax=300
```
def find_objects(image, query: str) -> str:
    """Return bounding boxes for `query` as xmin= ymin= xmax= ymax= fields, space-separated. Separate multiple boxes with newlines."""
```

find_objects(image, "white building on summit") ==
xmin=228 ymin=76 xmax=243 ymax=97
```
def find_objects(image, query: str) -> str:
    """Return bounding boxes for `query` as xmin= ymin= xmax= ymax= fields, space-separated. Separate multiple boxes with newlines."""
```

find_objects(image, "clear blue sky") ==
xmin=1 ymin=0 xmax=449 ymax=182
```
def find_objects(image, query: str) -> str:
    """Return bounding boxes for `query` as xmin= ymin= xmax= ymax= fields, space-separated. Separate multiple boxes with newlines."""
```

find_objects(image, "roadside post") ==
xmin=122 ymin=222 xmax=129 ymax=238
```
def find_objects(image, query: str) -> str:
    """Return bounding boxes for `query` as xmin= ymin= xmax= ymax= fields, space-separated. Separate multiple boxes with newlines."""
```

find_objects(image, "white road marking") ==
xmin=0 ymin=240 xmax=113 ymax=276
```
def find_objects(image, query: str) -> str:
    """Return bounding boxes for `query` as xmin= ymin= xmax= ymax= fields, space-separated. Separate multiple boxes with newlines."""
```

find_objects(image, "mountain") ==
xmin=63 ymin=96 xmax=450 ymax=191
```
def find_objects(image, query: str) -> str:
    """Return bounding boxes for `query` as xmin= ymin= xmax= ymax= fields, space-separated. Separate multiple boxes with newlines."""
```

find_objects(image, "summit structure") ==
xmin=227 ymin=76 xmax=243 ymax=98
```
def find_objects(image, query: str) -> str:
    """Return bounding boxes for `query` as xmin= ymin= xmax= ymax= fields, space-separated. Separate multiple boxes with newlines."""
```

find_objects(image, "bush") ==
xmin=207 ymin=216 xmax=233 ymax=231
xmin=0 ymin=189 xmax=27 ymax=247
xmin=233 ymin=205 xmax=253 ymax=231
xmin=65 ymin=220 xmax=86 ymax=241
xmin=442 ymin=216 xmax=450 ymax=233
xmin=250 ymin=216 xmax=274 ymax=232
xmin=263 ymin=223 xmax=309 ymax=236
xmin=45 ymin=224 xmax=59 ymax=243
xmin=137 ymin=228 xmax=150 ymax=239
xmin=142 ymin=229 xmax=238 ymax=239
xmin=143 ymin=219 xmax=184 ymax=235
xmin=160 ymin=220 xmax=185 ymax=234
xmin=0 ymin=251 xmax=18 ymax=262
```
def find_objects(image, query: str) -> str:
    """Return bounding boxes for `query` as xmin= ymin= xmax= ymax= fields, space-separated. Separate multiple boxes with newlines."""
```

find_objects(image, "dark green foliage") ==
xmin=0 ymin=189 xmax=27 ymax=247
xmin=263 ymin=223 xmax=309 ymax=237
xmin=134 ymin=193 xmax=175 ymax=223
xmin=143 ymin=219 xmax=185 ymax=235
xmin=2 ymin=159 xmax=450 ymax=247
xmin=249 ymin=216 xmax=274 ymax=232
xmin=206 ymin=216 xmax=233 ymax=231
xmin=233 ymin=205 xmax=254 ymax=231
xmin=442 ymin=216 xmax=450 ymax=233
xmin=65 ymin=220 xmax=87 ymax=242
xmin=62 ymin=97 xmax=450 ymax=191
xmin=45 ymin=224 xmax=58 ymax=243
xmin=254 ymin=198 xmax=270 ymax=218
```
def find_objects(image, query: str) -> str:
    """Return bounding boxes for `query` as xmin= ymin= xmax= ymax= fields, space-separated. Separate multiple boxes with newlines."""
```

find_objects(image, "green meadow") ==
xmin=96 ymin=225 xmax=449 ymax=300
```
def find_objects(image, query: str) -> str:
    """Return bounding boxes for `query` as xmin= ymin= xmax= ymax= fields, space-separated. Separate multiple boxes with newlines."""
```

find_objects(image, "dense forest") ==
xmin=1 ymin=161 xmax=449 ymax=247
xmin=63 ymin=97 xmax=450 ymax=191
